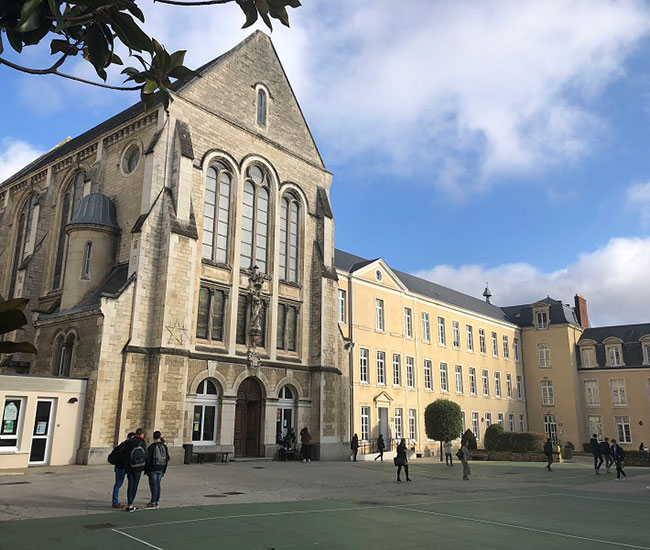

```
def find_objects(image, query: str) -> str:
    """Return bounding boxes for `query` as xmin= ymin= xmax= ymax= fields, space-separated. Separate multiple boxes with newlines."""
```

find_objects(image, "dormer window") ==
xmin=581 ymin=347 xmax=596 ymax=367
xmin=535 ymin=310 xmax=548 ymax=329
xmin=607 ymin=345 xmax=622 ymax=367
xmin=644 ymin=342 xmax=650 ymax=365
xmin=256 ymin=88 xmax=267 ymax=127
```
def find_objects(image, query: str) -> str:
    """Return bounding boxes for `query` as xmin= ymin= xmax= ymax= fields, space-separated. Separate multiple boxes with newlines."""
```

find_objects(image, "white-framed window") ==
xmin=482 ymin=369 xmax=490 ymax=397
xmin=337 ymin=289 xmax=347 ymax=324
xmin=359 ymin=348 xmax=369 ymax=384
xmin=82 ymin=242 xmax=92 ymax=279
xmin=461 ymin=411 xmax=466 ymax=434
xmin=466 ymin=325 xmax=474 ymax=351
xmin=375 ymin=299 xmax=385 ymax=331
xmin=505 ymin=374 xmax=512 ymax=399
xmin=440 ymin=363 xmax=449 ymax=392
xmin=455 ymin=365 xmax=463 ymax=394
xmin=471 ymin=411 xmax=480 ymax=440
xmin=394 ymin=408 xmax=403 ymax=439
xmin=452 ymin=321 xmax=460 ymax=348
xmin=508 ymin=413 xmax=515 ymax=432
xmin=279 ymin=193 xmax=300 ymax=282
xmin=424 ymin=360 xmax=433 ymax=390
xmin=404 ymin=307 xmax=413 ymax=338
xmin=491 ymin=332 xmax=498 ymax=357
xmin=584 ymin=380 xmax=600 ymax=406
xmin=519 ymin=414 xmax=526 ymax=432
xmin=276 ymin=385 xmax=296 ymax=438
xmin=192 ymin=379 xmax=220 ymax=444
xmin=497 ymin=413 xmax=504 ymax=427
xmin=494 ymin=372 xmax=502 ymax=398
xmin=361 ymin=406 xmax=370 ymax=441
xmin=537 ymin=343 xmax=551 ymax=368
xmin=615 ymin=415 xmax=632 ymax=444
xmin=469 ymin=367 xmax=477 ymax=395
xmin=393 ymin=354 xmax=401 ymax=386
xmin=581 ymin=347 xmax=596 ymax=367
xmin=377 ymin=351 xmax=386 ymax=385
xmin=421 ymin=312 xmax=431 ymax=341
xmin=540 ymin=380 xmax=555 ymax=406
xmin=408 ymin=409 xmax=416 ymax=440
xmin=479 ymin=329 xmax=486 ymax=354
xmin=502 ymin=335 xmax=509 ymax=359
xmin=406 ymin=357 xmax=415 ymax=388
xmin=485 ymin=412 xmax=492 ymax=427
xmin=610 ymin=378 xmax=627 ymax=406
xmin=516 ymin=375 xmax=523 ymax=399
xmin=437 ymin=316 xmax=446 ymax=345
xmin=544 ymin=414 xmax=558 ymax=444
xmin=644 ymin=343 xmax=650 ymax=365
xmin=607 ymin=345 xmax=623 ymax=367
xmin=588 ymin=415 xmax=603 ymax=439
xmin=514 ymin=337 xmax=520 ymax=362
xmin=240 ymin=165 xmax=270 ymax=273
xmin=536 ymin=310 xmax=549 ymax=330
xmin=0 ymin=397 xmax=25 ymax=449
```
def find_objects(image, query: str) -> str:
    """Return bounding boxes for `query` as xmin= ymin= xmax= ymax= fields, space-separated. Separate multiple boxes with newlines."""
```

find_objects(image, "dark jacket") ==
xmin=122 ymin=436 xmax=147 ymax=473
xmin=300 ymin=428 xmax=312 ymax=445
xmin=396 ymin=442 xmax=408 ymax=466
xmin=599 ymin=441 xmax=611 ymax=455
xmin=108 ymin=440 xmax=128 ymax=469
xmin=351 ymin=435 xmax=359 ymax=450
xmin=612 ymin=445 xmax=626 ymax=463
xmin=543 ymin=441 xmax=553 ymax=456
xmin=377 ymin=437 xmax=386 ymax=451
xmin=146 ymin=441 xmax=170 ymax=475
xmin=590 ymin=437 xmax=601 ymax=455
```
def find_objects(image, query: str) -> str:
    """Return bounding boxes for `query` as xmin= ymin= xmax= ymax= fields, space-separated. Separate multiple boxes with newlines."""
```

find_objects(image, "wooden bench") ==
xmin=192 ymin=447 xmax=231 ymax=464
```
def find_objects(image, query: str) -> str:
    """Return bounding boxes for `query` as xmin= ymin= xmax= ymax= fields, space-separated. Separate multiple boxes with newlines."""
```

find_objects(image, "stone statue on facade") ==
xmin=246 ymin=265 xmax=265 ymax=367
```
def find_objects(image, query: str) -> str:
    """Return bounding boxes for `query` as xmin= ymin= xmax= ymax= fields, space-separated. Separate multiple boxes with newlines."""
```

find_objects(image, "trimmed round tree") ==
xmin=424 ymin=399 xmax=463 ymax=460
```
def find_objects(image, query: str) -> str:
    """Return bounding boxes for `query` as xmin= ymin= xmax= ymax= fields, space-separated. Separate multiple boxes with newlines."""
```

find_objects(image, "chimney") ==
xmin=574 ymin=294 xmax=590 ymax=328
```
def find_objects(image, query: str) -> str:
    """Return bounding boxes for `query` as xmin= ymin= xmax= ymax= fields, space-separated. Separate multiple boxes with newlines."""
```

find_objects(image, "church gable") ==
xmin=356 ymin=260 xmax=406 ymax=292
xmin=177 ymin=31 xmax=324 ymax=169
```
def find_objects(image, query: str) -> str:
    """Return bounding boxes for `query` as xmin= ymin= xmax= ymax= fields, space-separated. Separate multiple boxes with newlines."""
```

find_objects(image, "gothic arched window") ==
xmin=240 ymin=165 xmax=270 ymax=273
xmin=53 ymin=172 xmax=84 ymax=290
xmin=279 ymin=193 xmax=299 ymax=282
xmin=257 ymin=88 xmax=267 ymax=127
xmin=203 ymin=162 xmax=232 ymax=264
xmin=8 ymin=195 xmax=36 ymax=298
xmin=53 ymin=333 xmax=75 ymax=377
xmin=193 ymin=378 xmax=220 ymax=444
xmin=276 ymin=385 xmax=296 ymax=437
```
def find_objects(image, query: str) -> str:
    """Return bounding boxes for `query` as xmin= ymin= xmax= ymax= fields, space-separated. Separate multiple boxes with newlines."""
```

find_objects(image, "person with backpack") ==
xmin=395 ymin=438 xmax=411 ymax=482
xmin=145 ymin=431 xmax=169 ymax=508
xmin=374 ymin=434 xmax=386 ymax=461
xmin=122 ymin=427 xmax=147 ymax=512
xmin=611 ymin=439 xmax=626 ymax=480
xmin=108 ymin=432 xmax=134 ymax=509
xmin=590 ymin=433 xmax=603 ymax=474
xmin=350 ymin=433 xmax=359 ymax=462
xmin=543 ymin=438 xmax=554 ymax=471
xmin=600 ymin=437 xmax=613 ymax=473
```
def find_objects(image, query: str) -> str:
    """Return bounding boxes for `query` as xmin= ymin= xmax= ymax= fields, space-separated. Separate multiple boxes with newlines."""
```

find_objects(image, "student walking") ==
xmin=611 ymin=440 xmax=626 ymax=480
xmin=122 ymin=428 xmax=147 ymax=512
xmin=395 ymin=438 xmax=411 ymax=482
xmin=590 ymin=434 xmax=603 ymax=474
xmin=600 ymin=437 xmax=613 ymax=473
xmin=145 ymin=431 xmax=169 ymax=509
xmin=351 ymin=433 xmax=359 ymax=462
xmin=544 ymin=438 xmax=554 ymax=471
xmin=459 ymin=441 xmax=471 ymax=480
xmin=300 ymin=427 xmax=312 ymax=463
xmin=374 ymin=434 xmax=386 ymax=461
xmin=108 ymin=432 xmax=135 ymax=509
xmin=444 ymin=440 xmax=453 ymax=466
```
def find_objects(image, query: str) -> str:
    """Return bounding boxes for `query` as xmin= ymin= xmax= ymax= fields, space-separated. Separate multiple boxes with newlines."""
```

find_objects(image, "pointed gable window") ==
xmin=203 ymin=162 xmax=232 ymax=264
xmin=8 ymin=194 xmax=36 ymax=298
xmin=257 ymin=88 xmax=267 ymax=127
xmin=240 ymin=164 xmax=270 ymax=273
xmin=279 ymin=192 xmax=300 ymax=282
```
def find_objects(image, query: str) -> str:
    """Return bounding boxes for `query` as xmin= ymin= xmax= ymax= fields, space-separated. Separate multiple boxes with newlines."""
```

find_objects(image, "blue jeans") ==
xmin=126 ymin=471 xmax=142 ymax=506
xmin=112 ymin=467 xmax=126 ymax=506
xmin=148 ymin=471 xmax=162 ymax=504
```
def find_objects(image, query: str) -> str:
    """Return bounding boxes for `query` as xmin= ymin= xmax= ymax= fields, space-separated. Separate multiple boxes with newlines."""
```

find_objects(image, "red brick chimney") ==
xmin=574 ymin=294 xmax=590 ymax=328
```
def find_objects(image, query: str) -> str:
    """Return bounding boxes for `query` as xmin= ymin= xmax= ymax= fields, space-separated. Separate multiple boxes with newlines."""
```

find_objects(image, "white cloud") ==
xmin=0 ymin=138 xmax=43 ymax=183
xmin=627 ymin=181 xmax=650 ymax=226
xmin=413 ymin=237 xmax=650 ymax=326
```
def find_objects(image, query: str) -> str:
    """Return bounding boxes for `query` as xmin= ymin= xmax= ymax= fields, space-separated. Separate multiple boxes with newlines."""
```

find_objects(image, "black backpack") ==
xmin=130 ymin=443 xmax=147 ymax=470
xmin=152 ymin=443 xmax=167 ymax=468
xmin=107 ymin=442 xmax=124 ymax=466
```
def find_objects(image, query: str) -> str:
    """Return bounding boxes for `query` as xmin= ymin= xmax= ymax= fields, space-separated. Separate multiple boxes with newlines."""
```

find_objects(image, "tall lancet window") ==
xmin=240 ymin=165 xmax=270 ymax=273
xmin=279 ymin=193 xmax=299 ymax=282
xmin=257 ymin=88 xmax=267 ymax=127
xmin=203 ymin=162 xmax=232 ymax=264
xmin=8 ymin=195 xmax=36 ymax=298
xmin=53 ymin=172 xmax=84 ymax=290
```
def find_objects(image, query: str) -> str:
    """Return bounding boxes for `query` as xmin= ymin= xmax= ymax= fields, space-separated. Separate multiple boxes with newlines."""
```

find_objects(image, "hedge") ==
xmin=483 ymin=427 xmax=545 ymax=452
xmin=484 ymin=424 xmax=504 ymax=451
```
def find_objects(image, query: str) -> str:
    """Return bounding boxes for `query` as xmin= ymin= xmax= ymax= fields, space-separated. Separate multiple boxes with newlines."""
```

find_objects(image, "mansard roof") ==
xmin=579 ymin=323 xmax=650 ymax=344
xmin=502 ymin=297 xmax=580 ymax=327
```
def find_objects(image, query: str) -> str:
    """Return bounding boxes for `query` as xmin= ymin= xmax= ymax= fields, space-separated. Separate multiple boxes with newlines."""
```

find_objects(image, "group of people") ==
xmin=277 ymin=427 xmax=313 ymax=462
xmin=589 ymin=434 xmax=627 ymax=479
xmin=108 ymin=428 xmax=170 ymax=512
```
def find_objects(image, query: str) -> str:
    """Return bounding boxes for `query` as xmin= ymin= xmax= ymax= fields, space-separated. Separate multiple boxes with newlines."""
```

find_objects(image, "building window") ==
xmin=8 ymin=194 xmax=36 ymax=298
xmin=276 ymin=385 xmax=296 ymax=438
xmin=461 ymin=411 xmax=466 ymax=434
xmin=588 ymin=415 xmax=603 ymax=439
xmin=240 ymin=165 xmax=270 ymax=273
xmin=644 ymin=343 xmax=650 ymax=365
xmin=196 ymin=286 xmax=227 ymax=343
xmin=485 ymin=412 xmax=492 ymax=427
xmin=53 ymin=171 xmax=84 ymax=290
xmin=536 ymin=310 xmax=549 ymax=330
xmin=236 ymin=293 xmax=266 ymax=347
xmin=519 ymin=414 xmax=525 ymax=432
xmin=466 ymin=325 xmax=474 ymax=351
xmin=337 ymin=289 xmax=347 ymax=324
xmin=257 ymin=88 xmax=267 ymax=126
xmin=514 ymin=337 xmax=520 ymax=362
xmin=121 ymin=142 xmax=141 ymax=174
xmin=360 ymin=348 xmax=369 ymax=384
xmin=584 ymin=380 xmax=600 ymax=406
xmin=52 ymin=333 xmax=75 ymax=377
xmin=502 ymin=335 xmax=509 ymax=359
xmin=497 ymin=413 xmax=504 ymax=427
xmin=0 ymin=398 xmax=24 ymax=448
xmin=276 ymin=302 xmax=299 ymax=352
xmin=505 ymin=374 xmax=512 ymax=399
xmin=541 ymin=380 xmax=555 ymax=406
xmin=375 ymin=299 xmax=385 ymax=331
xmin=482 ymin=369 xmax=489 ymax=397
xmin=421 ymin=312 xmax=430 ymax=341
xmin=377 ymin=351 xmax=386 ymax=385
xmin=491 ymin=332 xmax=498 ymax=357
xmin=192 ymin=379 xmax=219 ymax=444
xmin=81 ymin=242 xmax=92 ymax=279
xmin=394 ymin=408 xmax=403 ymax=439
xmin=455 ymin=365 xmax=463 ymax=394
xmin=203 ymin=162 xmax=232 ymax=264
xmin=404 ymin=308 xmax=413 ymax=338
xmin=614 ymin=416 xmax=632 ymax=444
xmin=408 ymin=409 xmax=416 ymax=441
xmin=508 ymin=413 xmax=515 ymax=432
xmin=581 ymin=347 xmax=596 ymax=367
xmin=468 ymin=367 xmax=477 ymax=395
xmin=361 ymin=407 xmax=370 ymax=441
xmin=392 ymin=354 xmax=401 ymax=386
xmin=471 ymin=412 xmax=480 ymax=441
xmin=606 ymin=345 xmax=623 ymax=367
xmin=479 ymin=329 xmax=486 ymax=354
xmin=406 ymin=357 xmax=415 ymax=388
xmin=437 ymin=317 xmax=446 ymax=345
xmin=279 ymin=193 xmax=300 ymax=282
xmin=544 ymin=414 xmax=558 ymax=444
xmin=516 ymin=375 xmax=523 ymax=399
xmin=610 ymin=379 xmax=627 ymax=406
xmin=452 ymin=321 xmax=460 ymax=348
xmin=440 ymin=363 xmax=449 ymax=392
xmin=494 ymin=372 xmax=502 ymax=398
xmin=424 ymin=359 xmax=432 ymax=390
xmin=537 ymin=343 xmax=551 ymax=368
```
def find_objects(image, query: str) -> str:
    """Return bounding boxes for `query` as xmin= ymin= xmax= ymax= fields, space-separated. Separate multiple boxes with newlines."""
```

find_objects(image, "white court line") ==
xmin=111 ymin=528 xmax=165 ymax=550
xmin=554 ymin=493 xmax=650 ymax=505
xmin=399 ymin=506 xmax=650 ymax=549
xmin=118 ymin=493 xmax=560 ymax=530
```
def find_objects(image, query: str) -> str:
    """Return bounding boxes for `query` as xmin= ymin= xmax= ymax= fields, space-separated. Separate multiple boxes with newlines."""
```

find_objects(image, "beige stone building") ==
xmin=0 ymin=32 xmax=348 ymax=465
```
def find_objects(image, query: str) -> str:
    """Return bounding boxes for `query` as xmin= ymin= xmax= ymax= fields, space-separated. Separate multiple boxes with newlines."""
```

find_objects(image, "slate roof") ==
xmin=67 ymin=193 xmax=120 ymax=231
xmin=579 ymin=323 xmax=650 ymax=344
xmin=502 ymin=298 xmax=580 ymax=328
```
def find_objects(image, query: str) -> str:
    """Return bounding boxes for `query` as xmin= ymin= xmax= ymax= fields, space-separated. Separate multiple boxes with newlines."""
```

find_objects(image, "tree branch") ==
xmin=152 ymin=0 xmax=234 ymax=6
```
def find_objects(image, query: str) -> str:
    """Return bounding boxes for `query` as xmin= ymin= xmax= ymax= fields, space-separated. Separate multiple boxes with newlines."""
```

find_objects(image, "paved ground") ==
xmin=1 ymin=458 xmax=649 ymax=549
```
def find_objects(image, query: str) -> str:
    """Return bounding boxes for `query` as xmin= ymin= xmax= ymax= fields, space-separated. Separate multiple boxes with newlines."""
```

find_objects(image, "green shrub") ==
xmin=461 ymin=429 xmax=477 ymax=451
xmin=562 ymin=441 xmax=574 ymax=459
xmin=511 ymin=432 xmax=545 ymax=452
xmin=484 ymin=424 xmax=504 ymax=451
xmin=424 ymin=399 xmax=463 ymax=443
xmin=498 ymin=431 xmax=515 ymax=452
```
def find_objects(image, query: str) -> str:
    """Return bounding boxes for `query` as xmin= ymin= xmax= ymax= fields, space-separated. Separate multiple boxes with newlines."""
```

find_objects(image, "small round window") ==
xmin=375 ymin=270 xmax=383 ymax=282
xmin=122 ymin=144 xmax=141 ymax=174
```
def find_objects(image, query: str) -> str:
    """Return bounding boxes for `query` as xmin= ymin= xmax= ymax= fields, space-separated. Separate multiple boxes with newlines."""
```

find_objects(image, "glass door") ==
xmin=29 ymin=399 xmax=55 ymax=465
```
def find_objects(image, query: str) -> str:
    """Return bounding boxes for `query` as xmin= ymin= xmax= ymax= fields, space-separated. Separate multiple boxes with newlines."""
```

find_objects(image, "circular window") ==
xmin=122 ymin=144 xmax=141 ymax=174
xmin=375 ymin=270 xmax=383 ymax=282
xmin=248 ymin=165 xmax=264 ymax=184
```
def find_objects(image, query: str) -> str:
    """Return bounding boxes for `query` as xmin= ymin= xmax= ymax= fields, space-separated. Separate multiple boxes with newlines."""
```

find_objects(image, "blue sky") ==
xmin=2 ymin=0 xmax=650 ymax=325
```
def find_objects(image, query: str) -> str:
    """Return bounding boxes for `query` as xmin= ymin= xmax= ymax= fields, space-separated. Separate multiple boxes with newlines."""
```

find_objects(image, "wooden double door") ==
xmin=234 ymin=377 xmax=263 ymax=457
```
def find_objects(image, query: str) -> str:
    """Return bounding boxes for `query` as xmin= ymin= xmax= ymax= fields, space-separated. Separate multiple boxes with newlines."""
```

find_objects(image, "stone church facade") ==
xmin=0 ymin=32 xmax=348 ymax=464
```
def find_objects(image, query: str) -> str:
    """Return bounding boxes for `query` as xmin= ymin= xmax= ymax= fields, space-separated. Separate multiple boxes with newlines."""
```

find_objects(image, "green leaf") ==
xmin=0 ymin=309 xmax=28 ymax=335
xmin=0 ymin=32 xmax=3 ymax=55
xmin=111 ymin=52 xmax=123 ymax=65
xmin=50 ymin=38 xmax=76 ymax=55
xmin=256 ymin=0 xmax=270 ymax=15
xmin=269 ymin=5 xmax=289 ymax=27
xmin=169 ymin=50 xmax=185 ymax=70
xmin=168 ymin=65 xmax=198 ymax=81
xmin=110 ymin=12 xmax=152 ymax=53
xmin=86 ymin=23 xmax=110 ymax=77
xmin=0 ymin=298 xmax=29 ymax=315
xmin=18 ymin=0 xmax=44 ymax=28
xmin=237 ymin=0 xmax=258 ymax=29
xmin=124 ymin=0 xmax=145 ymax=23
xmin=142 ymin=78 xmax=158 ymax=94
xmin=48 ymin=0 xmax=64 ymax=31
xmin=0 ymin=341 xmax=38 ymax=355
xmin=6 ymin=30 xmax=24 ymax=53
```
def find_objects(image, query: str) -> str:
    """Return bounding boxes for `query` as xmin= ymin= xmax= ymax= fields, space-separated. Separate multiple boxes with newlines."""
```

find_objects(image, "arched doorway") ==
xmin=234 ymin=377 xmax=263 ymax=457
